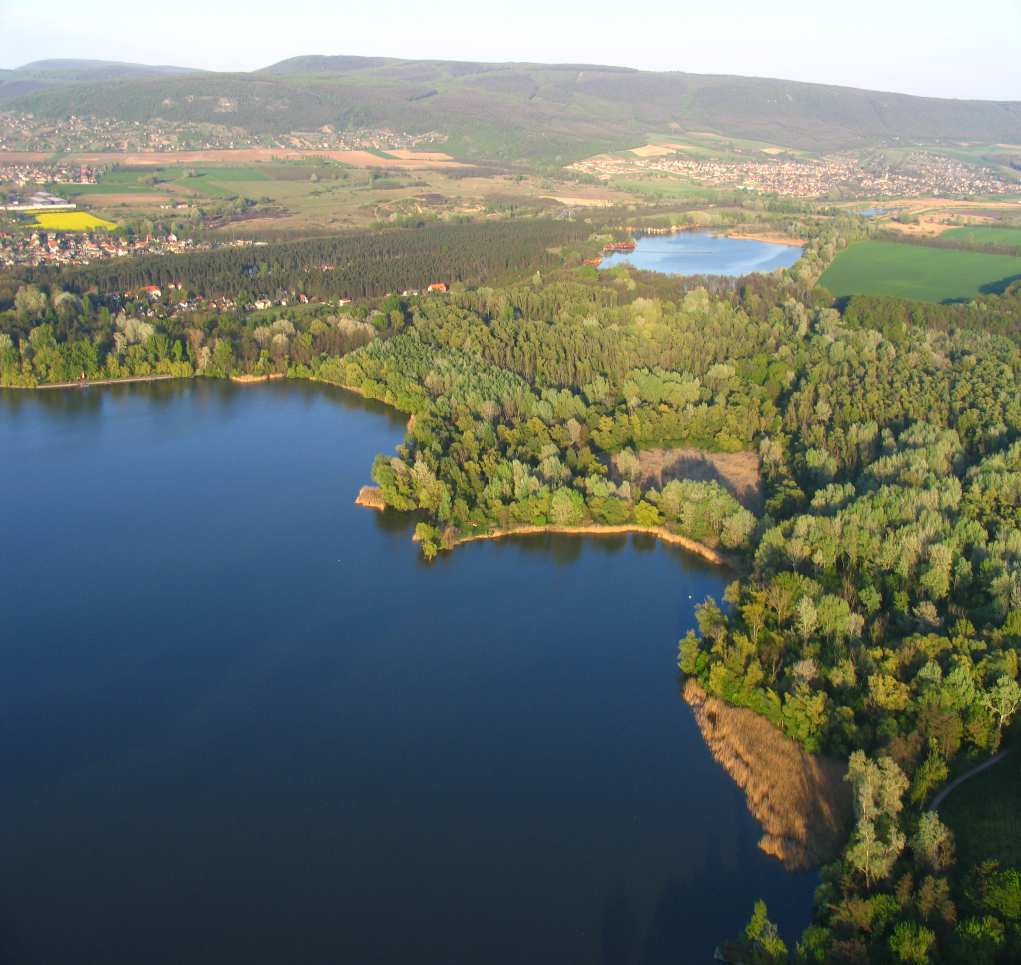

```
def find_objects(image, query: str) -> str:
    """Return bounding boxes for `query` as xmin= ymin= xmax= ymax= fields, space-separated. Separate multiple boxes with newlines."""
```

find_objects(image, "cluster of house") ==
xmin=117 ymin=285 xmax=358 ymax=321
xmin=1 ymin=110 xmax=445 ymax=157
xmin=0 ymin=111 xmax=261 ymax=154
xmin=400 ymin=282 xmax=449 ymax=296
xmin=0 ymin=162 xmax=97 ymax=187
xmin=0 ymin=229 xmax=271 ymax=268
xmin=0 ymin=230 xmax=195 ymax=267
xmin=570 ymin=149 xmax=1017 ymax=200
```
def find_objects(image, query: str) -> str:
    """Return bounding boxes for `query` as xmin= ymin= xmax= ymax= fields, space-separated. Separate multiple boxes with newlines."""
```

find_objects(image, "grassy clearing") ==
xmin=33 ymin=211 xmax=117 ymax=231
xmin=942 ymin=225 xmax=1021 ymax=246
xmin=612 ymin=178 xmax=730 ymax=202
xmin=820 ymin=240 xmax=1021 ymax=302
xmin=58 ymin=181 xmax=159 ymax=196
xmin=58 ymin=169 xmax=159 ymax=195
xmin=941 ymin=755 xmax=1021 ymax=870
xmin=683 ymin=679 xmax=852 ymax=869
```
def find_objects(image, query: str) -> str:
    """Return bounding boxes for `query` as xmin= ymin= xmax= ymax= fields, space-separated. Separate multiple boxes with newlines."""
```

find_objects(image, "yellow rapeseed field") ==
xmin=33 ymin=212 xmax=118 ymax=231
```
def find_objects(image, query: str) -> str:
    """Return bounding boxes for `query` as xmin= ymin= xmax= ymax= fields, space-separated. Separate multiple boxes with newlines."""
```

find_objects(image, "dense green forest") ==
xmin=4 ymin=214 xmax=1021 ymax=962
xmin=6 ymin=220 xmax=591 ymax=303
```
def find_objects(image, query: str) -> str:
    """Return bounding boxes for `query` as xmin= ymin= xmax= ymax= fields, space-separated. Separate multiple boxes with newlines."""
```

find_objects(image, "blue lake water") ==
xmin=599 ymin=231 xmax=802 ymax=276
xmin=0 ymin=380 xmax=816 ymax=964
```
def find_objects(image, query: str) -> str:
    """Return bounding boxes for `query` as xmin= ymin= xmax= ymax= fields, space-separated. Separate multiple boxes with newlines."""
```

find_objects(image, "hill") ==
xmin=15 ymin=59 xmax=204 ymax=81
xmin=3 ymin=55 xmax=1021 ymax=162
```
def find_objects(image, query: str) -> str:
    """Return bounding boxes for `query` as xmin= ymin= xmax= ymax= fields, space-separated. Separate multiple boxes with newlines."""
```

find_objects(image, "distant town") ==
xmin=571 ymin=149 xmax=1017 ymax=200
xmin=0 ymin=111 xmax=447 ymax=156
xmin=0 ymin=229 xmax=260 ymax=268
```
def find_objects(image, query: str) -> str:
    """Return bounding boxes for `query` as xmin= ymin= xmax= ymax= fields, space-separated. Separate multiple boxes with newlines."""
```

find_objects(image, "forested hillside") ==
xmin=6 ymin=55 xmax=1021 ymax=160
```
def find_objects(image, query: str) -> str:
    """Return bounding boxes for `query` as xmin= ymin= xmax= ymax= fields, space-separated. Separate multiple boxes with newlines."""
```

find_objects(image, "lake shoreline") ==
xmin=356 ymin=486 xmax=740 ymax=568
xmin=6 ymin=373 xmax=742 ymax=570
xmin=716 ymin=229 xmax=805 ymax=246
xmin=453 ymin=523 xmax=739 ymax=566
xmin=230 ymin=372 xmax=285 ymax=384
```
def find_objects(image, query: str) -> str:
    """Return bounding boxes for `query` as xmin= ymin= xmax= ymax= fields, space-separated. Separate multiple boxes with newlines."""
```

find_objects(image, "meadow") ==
xmin=941 ymin=757 xmax=1021 ymax=871
xmin=33 ymin=211 xmax=117 ymax=231
xmin=819 ymin=239 xmax=1021 ymax=302
xmin=942 ymin=224 xmax=1021 ymax=246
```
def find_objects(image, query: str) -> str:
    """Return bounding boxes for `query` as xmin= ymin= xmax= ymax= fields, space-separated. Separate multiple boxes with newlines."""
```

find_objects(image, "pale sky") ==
xmin=1 ymin=0 xmax=1019 ymax=101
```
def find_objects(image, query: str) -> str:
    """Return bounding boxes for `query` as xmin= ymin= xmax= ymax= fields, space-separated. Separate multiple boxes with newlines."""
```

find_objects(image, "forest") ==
xmin=3 ymin=213 xmax=1021 ymax=962
xmin=1 ymin=219 xmax=592 ymax=304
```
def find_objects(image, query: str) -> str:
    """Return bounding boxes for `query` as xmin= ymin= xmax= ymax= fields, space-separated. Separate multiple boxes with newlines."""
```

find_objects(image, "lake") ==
xmin=0 ymin=380 xmax=816 ymax=964
xmin=599 ymin=231 xmax=802 ymax=276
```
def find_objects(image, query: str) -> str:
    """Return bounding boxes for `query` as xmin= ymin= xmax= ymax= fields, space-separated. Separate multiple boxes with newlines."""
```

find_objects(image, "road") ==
xmin=929 ymin=749 xmax=1012 ymax=812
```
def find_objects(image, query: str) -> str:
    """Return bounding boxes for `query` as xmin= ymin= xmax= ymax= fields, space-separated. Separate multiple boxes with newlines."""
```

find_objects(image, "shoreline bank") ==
xmin=354 ymin=487 xmax=740 ymax=568
xmin=230 ymin=373 xmax=284 ymax=384
xmin=454 ymin=523 xmax=738 ymax=566
xmin=719 ymin=229 xmax=806 ymax=246
xmin=1 ymin=373 xmax=180 ymax=391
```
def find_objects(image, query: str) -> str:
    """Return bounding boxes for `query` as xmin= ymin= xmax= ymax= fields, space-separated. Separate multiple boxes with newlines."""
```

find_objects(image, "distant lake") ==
xmin=599 ymin=231 xmax=802 ymax=277
xmin=0 ymin=381 xmax=815 ymax=964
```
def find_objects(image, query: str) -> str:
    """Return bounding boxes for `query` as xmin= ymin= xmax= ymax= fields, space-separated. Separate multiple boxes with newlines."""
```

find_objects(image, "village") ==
xmin=0 ymin=160 xmax=98 ymax=186
xmin=0 ymin=228 xmax=264 ymax=268
xmin=570 ymin=148 xmax=1017 ymax=200
xmin=0 ymin=110 xmax=446 ymax=156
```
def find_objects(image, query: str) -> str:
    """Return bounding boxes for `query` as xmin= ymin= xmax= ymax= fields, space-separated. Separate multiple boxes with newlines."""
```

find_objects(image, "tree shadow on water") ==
xmin=600 ymin=886 xmax=639 ymax=965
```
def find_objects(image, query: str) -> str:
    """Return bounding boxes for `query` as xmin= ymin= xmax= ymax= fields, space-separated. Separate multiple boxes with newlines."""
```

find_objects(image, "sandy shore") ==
xmin=453 ymin=524 xmax=738 ymax=566
xmin=230 ymin=373 xmax=284 ymax=384
xmin=355 ymin=486 xmax=386 ymax=510
xmin=720 ymin=230 xmax=805 ymax=246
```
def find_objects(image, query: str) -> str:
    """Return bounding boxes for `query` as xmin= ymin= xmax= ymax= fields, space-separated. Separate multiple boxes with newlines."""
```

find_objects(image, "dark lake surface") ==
xmin=599 ymin=231 xmax=802 ymax=276
xmin=0 ymin=380 xmax=816 ymax=964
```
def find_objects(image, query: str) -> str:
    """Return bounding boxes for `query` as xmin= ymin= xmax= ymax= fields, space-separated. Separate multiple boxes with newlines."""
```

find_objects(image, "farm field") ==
xmin=63 ymin=160 xmax=633 ymax=235
xmin=32 ymin=211 xmax=117 ymax=231
xmin=942 ymin=224 xmax=1021 ymax=246
xmin=819 ymin=239 xmax=1021 ymax=302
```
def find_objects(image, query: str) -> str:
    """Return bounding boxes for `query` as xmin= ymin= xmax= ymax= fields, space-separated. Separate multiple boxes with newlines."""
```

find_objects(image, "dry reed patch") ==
xmin=684 ymin=679 xmax=851 ymax=870
xmin=355 ymin=485 xmax=385 ymax=510
xmin=543 ymin=195 xmax=613 ymax=207
xmin=618 ymin=448 xmax=764 ymax=514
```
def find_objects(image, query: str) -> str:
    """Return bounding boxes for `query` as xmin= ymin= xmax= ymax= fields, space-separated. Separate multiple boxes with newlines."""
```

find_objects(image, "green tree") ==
xmin=888 ymin=920 xmax=935 ymax=964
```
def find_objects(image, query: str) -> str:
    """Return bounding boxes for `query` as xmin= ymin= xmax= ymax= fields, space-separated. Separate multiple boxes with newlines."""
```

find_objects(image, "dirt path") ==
xmin=929 ymin=750 xmax=1012 ymax=812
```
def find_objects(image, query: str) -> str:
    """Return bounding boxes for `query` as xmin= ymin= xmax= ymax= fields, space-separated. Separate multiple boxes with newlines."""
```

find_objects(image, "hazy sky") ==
xmin=1 ymin=0 xmax=1019 ymax=100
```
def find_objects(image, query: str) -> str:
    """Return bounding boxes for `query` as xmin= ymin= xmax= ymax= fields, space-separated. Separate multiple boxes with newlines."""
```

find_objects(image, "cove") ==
xmin=599 ymin=231 xmax=803 ymax=276
xmin=0 ymin=380 xmax=816 ymax=964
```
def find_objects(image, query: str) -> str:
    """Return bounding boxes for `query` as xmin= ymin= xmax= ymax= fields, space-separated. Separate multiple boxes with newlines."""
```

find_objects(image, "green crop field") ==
xmin=942 ymin=225 xmax=1021 ymax=246
xmin=54 ymin=168 xmax=159 ymax=195
xmin=819 ymin=240 xmax=1021 ymax=302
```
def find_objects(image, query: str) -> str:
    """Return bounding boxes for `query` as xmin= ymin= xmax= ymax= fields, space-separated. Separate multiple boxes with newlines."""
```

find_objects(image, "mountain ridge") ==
xmin=3 ymin=55 xmax=1020 ymax=162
